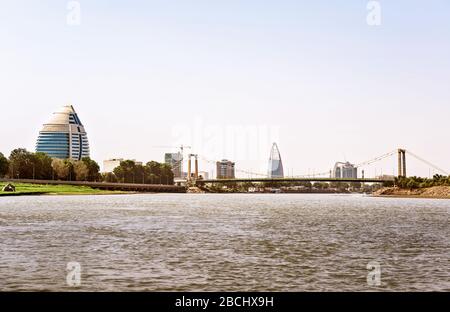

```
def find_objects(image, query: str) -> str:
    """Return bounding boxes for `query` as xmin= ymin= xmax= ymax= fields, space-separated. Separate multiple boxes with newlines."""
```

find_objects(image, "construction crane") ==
xmin=153 ymin=145 xmax=191 ymax=154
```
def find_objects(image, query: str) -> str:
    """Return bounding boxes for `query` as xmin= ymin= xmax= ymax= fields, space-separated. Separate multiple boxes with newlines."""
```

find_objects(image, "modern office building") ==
xmin=333 ymin=162 xmax=358 ymax=179
xmin=165 ymin=152 xmax=183 ymax=178
xmin=36 ymin=105 xmax=90 ymax=160
xmin=216 ymin=159 xmax=235 ymax=179
xmin=268 ymin=143 xmax=284 ymax=178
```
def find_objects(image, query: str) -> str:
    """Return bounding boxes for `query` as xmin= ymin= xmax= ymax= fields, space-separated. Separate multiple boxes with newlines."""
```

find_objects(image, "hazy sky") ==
xmin=1 ymin=0 xmax=449 ymax=177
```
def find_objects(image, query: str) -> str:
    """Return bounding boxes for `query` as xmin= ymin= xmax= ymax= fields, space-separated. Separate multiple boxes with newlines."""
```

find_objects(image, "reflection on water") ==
xmin=0 ymin=194 xmax=448 ymax=291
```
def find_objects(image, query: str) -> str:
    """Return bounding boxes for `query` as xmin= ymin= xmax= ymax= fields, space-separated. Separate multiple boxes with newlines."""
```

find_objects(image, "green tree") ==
xmin=106 ymin=159 xmax=175 ymax=185
xmin=135 ymin=164 xmax=146 ymax=184
xmin=160 ymin=163 xmax=174 ymax=185
xmin=0 ymin=152 xmax=9 ymax=178
xmin=383 ymin=180 xmax=395 ymax=187
xmin=73 ymin=161 xmax=89 ymax=181
xmin=314 ymin=182 xmax=329 ymax=190
xmin=82 ymin=157 xmax=100 ymax=181
xmin=147 ymin=173 xmax=158 ymax=184
xmin=102 ymin=172 xmax=118 ymax=183
xmin=33 ymin=152 xmax=53 ymax=180
xmin=52 ymin=159 xmax=70 ymax=180
xmin=145 ymin=161 xmax=161 ymax=177
xmin=113 ymin=160 xmax=136 ymax=183
xmin=406 ymin=179 xmax=419 ymax=189
xmin=299 ymin=181 xmax=312 ymax=189
xmin=8 ymin=148 xmax=35 ymax=179
xmin=145 ymin=161 xmax=174 ymax=185
xmin=350 ymin=182 xmax=362 ymax=190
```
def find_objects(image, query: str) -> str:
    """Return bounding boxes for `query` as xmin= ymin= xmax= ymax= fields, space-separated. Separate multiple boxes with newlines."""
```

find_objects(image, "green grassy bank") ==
xmin=0 ymin=183 xmax=128 ymax=196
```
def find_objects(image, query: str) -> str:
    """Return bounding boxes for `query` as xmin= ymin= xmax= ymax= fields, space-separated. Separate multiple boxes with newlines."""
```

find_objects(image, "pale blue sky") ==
xmin=1 ymin=1 xmax=449 ymax=177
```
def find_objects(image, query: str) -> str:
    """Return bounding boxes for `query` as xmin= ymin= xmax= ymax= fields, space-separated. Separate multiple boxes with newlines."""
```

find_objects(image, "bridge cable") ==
xmin=196 ymin=149 xmax=413 ymax=179
xmin=405 ymin=150 xmax=449 ymax=176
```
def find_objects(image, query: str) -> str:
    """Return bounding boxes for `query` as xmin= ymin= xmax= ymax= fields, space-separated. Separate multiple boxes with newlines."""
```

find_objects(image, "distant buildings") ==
xmin=103 ymin=158 xmax=142 ymax=173
xmin=216 ymin=159 xmax=235 ymax=179
xmin=103 ymin=159 xmax=123 ymax=173
xmin=333 ymin=162 xmax=358 ymax=179
xmin=36 ymin=105 xmax=90 ymax=160
xmin=268 ymin=143 xmax=284 ymax=178
xmin=376 ymin=175 xmax=396 ymax=181
xmin=165 ymin=152 xmax=183 ymax=178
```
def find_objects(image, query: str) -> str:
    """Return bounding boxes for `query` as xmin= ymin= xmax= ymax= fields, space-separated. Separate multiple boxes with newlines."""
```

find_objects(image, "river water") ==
xmin=0 ymin=194 xmax=448 ymax=291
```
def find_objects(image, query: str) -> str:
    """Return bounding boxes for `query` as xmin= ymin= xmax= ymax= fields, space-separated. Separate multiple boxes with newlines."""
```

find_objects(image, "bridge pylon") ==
xmin=187 ymin=154 xmax=199 ymax=182
xmin=397 ymin=149 xmax=407 ymax=178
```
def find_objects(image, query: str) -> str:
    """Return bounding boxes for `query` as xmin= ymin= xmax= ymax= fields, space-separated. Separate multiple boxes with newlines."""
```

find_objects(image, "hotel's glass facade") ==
xmin=268 ymin=143 xmax=284 ymax=178
xmin=36 ymin=105 xmax=90 ymax=160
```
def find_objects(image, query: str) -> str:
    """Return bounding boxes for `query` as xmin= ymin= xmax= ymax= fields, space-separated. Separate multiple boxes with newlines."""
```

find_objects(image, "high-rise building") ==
xmin=216 ymin=159 xmax=235 ymax=179
xmin=333 ymin=162 xmax=358 ymax=179
xmin=268 ymin=143 xmax=284 ymax=178
xmin=36 ymin=105 xmax=90 ymax=160
xmin=165 ymin=152 xmax=183 ymax=178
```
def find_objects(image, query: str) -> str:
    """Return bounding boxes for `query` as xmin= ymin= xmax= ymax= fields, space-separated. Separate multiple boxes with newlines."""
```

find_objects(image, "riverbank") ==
xmin=0 ymin=183 xmax=129 ymax=196
xmin=374 ymin=186 xmax=450 ymax=199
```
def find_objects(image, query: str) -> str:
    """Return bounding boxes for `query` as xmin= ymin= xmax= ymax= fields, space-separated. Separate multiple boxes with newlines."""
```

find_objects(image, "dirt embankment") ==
xmin=186 ymin=186 xmax=206 ymax=193
xmin=374 ymin=186 xmax=450 ymax=199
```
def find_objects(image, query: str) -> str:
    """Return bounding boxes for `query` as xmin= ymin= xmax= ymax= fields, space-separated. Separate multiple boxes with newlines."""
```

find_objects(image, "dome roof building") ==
xmin=36 ymin=105 xmax=90 ymax=160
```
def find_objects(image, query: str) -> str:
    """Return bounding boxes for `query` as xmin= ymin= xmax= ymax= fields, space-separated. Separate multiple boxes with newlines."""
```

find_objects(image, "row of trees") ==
xmin=201 ymin=181 xmax=382 ymax=193
xmin=260 ymin=181 xmax=364 ymax=190
xmin=395 ymin=175 xmax=450 ymax=189
xmin=0 ymin=148 xmax=100 ymax=181
xmin=104 ymin=160 xmax=174 ymax=185
xmin=0 ymin=149 xmax=175 ymax=185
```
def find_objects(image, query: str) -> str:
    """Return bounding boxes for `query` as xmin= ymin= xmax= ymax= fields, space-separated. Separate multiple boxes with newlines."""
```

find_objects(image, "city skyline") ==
xmin=1 ymin=1 xmax=449 ymax=177
xmin=0 ymin=1 xmax=449 ymax=297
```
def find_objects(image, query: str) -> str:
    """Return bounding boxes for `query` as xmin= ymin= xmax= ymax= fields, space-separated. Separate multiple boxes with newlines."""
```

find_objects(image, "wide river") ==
xmin=0 ymin=194 xmax=448 ymax=291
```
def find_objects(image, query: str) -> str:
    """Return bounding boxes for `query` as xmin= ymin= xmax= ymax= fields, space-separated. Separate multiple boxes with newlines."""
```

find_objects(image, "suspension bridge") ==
xmin=174 ymin=148 xmax=449 ymax=186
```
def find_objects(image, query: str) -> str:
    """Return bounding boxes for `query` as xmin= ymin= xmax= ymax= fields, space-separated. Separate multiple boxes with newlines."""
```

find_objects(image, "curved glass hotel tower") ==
xmin=268 ymin=143 xmax=284 ymax=178
xmin=36 ymin=105 xmax=90 ymax=160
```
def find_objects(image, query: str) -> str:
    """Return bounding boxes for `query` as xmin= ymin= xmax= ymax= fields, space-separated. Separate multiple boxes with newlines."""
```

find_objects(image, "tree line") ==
xmin=0 ymin=148 xmax=100 ymax=181
xmin=104 ymin=160 xmax=174 ymax=185
xmin=395 ymin=175 xmax=450 ymax=189
xmin=0 ymin=148 xmax=174 ymax=185
xmin=201 ymin=181 xmax=380 ymax=193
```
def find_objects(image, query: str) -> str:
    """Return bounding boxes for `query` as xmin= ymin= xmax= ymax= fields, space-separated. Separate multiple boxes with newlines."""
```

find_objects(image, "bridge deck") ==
xmin=198 ymin=178 xmax=391 ymax=183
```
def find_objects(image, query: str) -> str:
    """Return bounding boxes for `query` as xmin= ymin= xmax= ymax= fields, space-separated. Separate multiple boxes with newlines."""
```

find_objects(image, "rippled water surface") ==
xmin=0 ymin=194 xmax=448 ymax=291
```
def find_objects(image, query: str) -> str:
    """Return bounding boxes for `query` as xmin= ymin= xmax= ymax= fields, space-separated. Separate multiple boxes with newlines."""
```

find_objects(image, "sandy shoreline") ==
xmin=373 ymin=186 xmax=450 ymax=200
